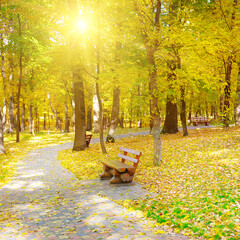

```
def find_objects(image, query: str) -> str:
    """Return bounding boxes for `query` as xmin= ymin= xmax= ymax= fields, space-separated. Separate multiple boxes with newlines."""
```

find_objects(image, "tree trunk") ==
xmin=29 ymin=104 xmax=35 ymax=135
xmin=0 ymin=110 xmax=6 ymax=154
xmin=146 ymin=46 xmax=161 ymax=165
xmin=1 ymin=33 xmax=7 ymax=133
xmin=16 ymin=14 xmax=22 ymax=143
xmin=35 ymin=107 xmax=40 ymax=133
xmin=9 ymin=96 xmax=14 ymax=135
xmin=180 ymin=87 xmax=188 ymax=136
xmin=162 ymin=96 xmax=178 ymax=134
xmin=223 ymin=55 xmax=232 ymax=128
xmin=48 ymin=93 xmax=60 ymax=131
xmin=21 ymin=102 xmax=25 ymax=132
xmin=2 ymin=100 xmax=6 ymax=133
xmin=86 ymin=105 xmax=92 ymax=131
xmin=92 ymin=95 xmax=100 ymax=133
xmin=58 ymin=115 xmax=62 ymax=133
xmin=106 ymin=87 xmax=120 ymax=143
xmin=43 ymin=113 xmax=47 ymax=130
xmin=64 ymin=103 xmax=70 ymax=132
xmin=96 ymin=83 xmax=107 ymax=153
xmin=120 ymin=112 xmax=124 ymax=128
xmin=72 ymin=69 xmax=87 ymax=151
xmin=96 ymin=2 xmax=107 ymax=154
xmin=235 ymin=66 xmax=240 ymax=126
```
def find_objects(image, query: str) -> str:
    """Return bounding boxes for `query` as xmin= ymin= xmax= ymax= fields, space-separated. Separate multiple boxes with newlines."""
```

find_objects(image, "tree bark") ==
xmin=86 ymin=105 xmax=92 ymax=131
xmin=162 ymin=96 xmax=178 ymax=134
xmin=96 ymin=83 xmax=107 ymax=153
xmin=16 ymin=14 xmax=23 ymax=143
xmin=21 ymin=102 xmax=25 ymax=132
xmin=2 ymin=100 xmax=6 ymax=133
xmin=43 ymin=113 xmax=47 ymax=130
xmin=146 ymin=46 xmax=161 ymax=165
xmin=223 ymin=55 xmax=232 ymax=128
xmin=96 ymin=0 xmax=107 ymax=154
xmin=0 ymin=110 xmax=6 ymax=154
xmin=235 ymin=66 xmax=240 ymax=126
xmin=180 ymin=86 xmax=188 ymax=136
xmin=9 ymin=96 xmax=14 ymax=135
xmin=92 ymin=95 xmax=100 ymax=133
xmin=120 ymin=112 xmax=124 ymax=128
xmin=64 ymin=102 xmax=70 ymax=132
xmin=72 ymin=69 xmax=87 ymax=151
xmin=1 ymin=33 xmax=7 ymax=133
xmin=106 ymin=87 xmax=120 ymax=143
xmin=29 ymin=104 xmax=35 ymax=135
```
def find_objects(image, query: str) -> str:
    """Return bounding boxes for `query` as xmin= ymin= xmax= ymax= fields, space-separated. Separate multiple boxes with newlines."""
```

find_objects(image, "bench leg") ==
xmin=109 ymin=169 xmax=122 ymax=184
xmin=100 ymin=165 xmax=112 ymax=180
xmin=110 ymin=170 xmax=134 ymax=184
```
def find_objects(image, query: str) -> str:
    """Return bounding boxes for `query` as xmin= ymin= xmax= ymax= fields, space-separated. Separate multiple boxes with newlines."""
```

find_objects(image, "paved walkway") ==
xmin=0 ymin=135 xmax=189 ymax=240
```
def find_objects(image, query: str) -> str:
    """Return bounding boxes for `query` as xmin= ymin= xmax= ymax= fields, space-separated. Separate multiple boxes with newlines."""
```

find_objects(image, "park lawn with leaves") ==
xmin=59 ymin=127 xmax=240 ymax=240
xmin=0 ymin=127 xmax=147 ymax=188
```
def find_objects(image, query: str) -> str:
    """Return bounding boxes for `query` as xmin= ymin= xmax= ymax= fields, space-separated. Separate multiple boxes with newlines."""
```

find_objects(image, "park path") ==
xmin=0 ymin=132 xmax=189 ymax=240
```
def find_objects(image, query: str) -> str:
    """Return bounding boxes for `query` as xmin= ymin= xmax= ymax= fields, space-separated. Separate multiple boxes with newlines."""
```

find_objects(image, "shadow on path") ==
xmin=0 ymin=131 xmax=193 ymax=240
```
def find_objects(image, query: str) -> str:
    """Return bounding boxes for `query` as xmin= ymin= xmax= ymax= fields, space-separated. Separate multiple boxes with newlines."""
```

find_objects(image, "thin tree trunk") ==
xmin=64 ymin=103 xmax=70 ymax=132
xmin=1 ymin=33 xmax=7 ymax=133
xmin=92 ymin=95 xmax=100 ymax=133
xmin=2 ymin=100 xmax=6 ymax=133
xmin=21 ymin=102 xmax=25 ymax=132
xmin=29 ymin=104 xmax=35 ymax=135
xmin=16 ymin=14 xmax=23 ymax=143
xmin=9 ymin=96 xmax=14 ymax=135
xmin=86 ymin=105 xmax=92 ymax=131
xmin=235 ymin=66 xmax=240 ymax=125
xmin=180 ymin=86 xmax=188 ymax=136
xmin=47 ymin=93 xmax=59 ymax=131
xmin=96 ymin=0 xmax=107 ymax=154
xmin=96 ymin=83 xmax=107 ymax=153
xmin=146 ymin=46 xmax=161 ymax=165
xmin=43 ymin=113 xmax=47 ymax=130
xmin=120 ymin=112 xmax=124 ymax=128
xmin=35 ymin=107 xmax=40 ymax=133
xmin=0 ymin=110 xmax=6 ymax=154
xmin=223 ymin=55 xmax=232 ymax=128
xmin=106 ymin=87 xmax=120 ymax=142
xmin=72 ymin=69 xmax=87 ymax=151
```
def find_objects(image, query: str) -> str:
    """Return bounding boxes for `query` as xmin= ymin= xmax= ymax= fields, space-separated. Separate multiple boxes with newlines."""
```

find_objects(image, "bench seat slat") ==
xmin=119 ymin=147 xmax=141 ymax=156
xmin=117 ymin=153 xmax=138 ymax=164
xmin=101 ymin=159 xmax=135 ymax=172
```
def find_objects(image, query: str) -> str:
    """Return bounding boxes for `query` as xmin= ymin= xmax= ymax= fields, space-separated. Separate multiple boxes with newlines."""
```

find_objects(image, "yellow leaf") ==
xmin=154 ymin=230 xmax=165 ymax=234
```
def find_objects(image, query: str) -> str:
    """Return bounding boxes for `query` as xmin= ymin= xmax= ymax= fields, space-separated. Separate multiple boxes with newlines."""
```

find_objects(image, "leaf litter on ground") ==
xmin=58 ymin=127 xmax=240 ymax=240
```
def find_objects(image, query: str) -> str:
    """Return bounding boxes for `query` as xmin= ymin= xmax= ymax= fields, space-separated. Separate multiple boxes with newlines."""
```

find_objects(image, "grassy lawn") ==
xmin=58 ymin=127 xmax=240 ymax=239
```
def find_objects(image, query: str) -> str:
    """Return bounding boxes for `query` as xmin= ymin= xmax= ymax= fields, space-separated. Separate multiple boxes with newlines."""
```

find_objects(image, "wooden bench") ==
xmin=86 ymin=134 xmax=92 ymax=147
xmin=192 ymin=117 xmax=210 ymax=126
xmin=100 ymin=147 xmax=142 ymax=184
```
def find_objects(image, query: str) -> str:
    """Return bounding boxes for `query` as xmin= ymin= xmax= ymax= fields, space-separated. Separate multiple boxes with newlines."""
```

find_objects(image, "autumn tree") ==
xmin=135 ymin=0 xmax=162 ymax=165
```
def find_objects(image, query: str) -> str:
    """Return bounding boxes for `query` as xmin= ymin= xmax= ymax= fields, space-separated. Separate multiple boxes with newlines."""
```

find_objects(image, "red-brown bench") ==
xmin=100 ymin=147 xmax=142 ymax=184
xmin=192 ymin=117 xmax=210 ymax=126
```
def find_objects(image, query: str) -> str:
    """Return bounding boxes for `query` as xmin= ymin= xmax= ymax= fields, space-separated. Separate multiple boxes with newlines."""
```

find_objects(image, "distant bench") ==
xmin=192 ymin=117 xmax=210 ymax=126
xmin=86 ymin=134 xmax=92 ymax=147
xmin=100 ymin=147 xmax=142 ymax=184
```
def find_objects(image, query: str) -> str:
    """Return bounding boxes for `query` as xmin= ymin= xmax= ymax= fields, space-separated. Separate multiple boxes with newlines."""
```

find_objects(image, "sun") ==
xmin=76 ymin=19 xmax=87 ymax=33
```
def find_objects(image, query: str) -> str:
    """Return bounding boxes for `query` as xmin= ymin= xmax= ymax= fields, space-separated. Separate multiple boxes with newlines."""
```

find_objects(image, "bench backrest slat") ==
xmin=117 ymin=153 xmax=138 ymax=164
xmin=119 ymin=147 xmax=141 ymax=156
